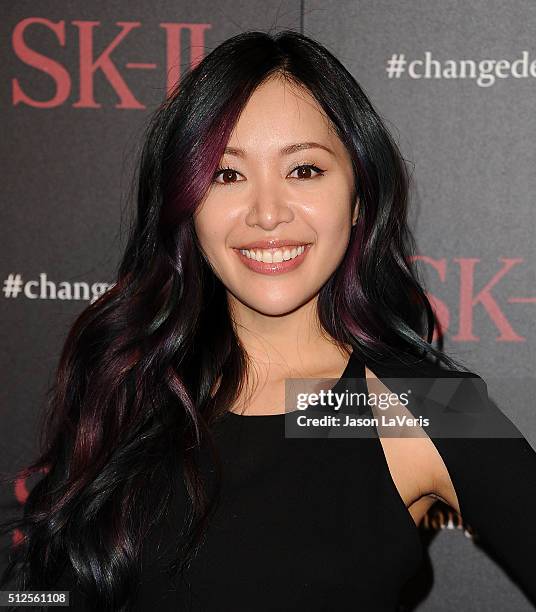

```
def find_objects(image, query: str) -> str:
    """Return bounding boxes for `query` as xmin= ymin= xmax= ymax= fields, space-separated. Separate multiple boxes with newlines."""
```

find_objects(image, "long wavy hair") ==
xmin=0 ymin=29 xmax=471 ymax=611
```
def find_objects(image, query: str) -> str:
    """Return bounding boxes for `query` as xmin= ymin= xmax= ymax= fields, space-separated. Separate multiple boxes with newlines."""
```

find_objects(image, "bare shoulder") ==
xmin=364 ymin=365 xmax=461 ymax=517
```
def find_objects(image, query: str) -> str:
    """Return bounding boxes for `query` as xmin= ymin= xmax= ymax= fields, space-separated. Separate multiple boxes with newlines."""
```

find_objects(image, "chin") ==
xmin=241 ymin=293 xmax=315 ymax=317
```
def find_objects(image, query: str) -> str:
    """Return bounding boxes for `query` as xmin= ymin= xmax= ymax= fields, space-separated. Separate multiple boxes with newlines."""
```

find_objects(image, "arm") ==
xmin=431 ymin=401 xmax=536 ymax=606
xmin=367 ymin=356 xmax=536 ymax=605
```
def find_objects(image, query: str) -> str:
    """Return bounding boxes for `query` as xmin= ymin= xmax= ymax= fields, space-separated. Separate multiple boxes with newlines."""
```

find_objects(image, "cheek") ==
xmin=310 ymin=197 xmax=352 ymax=242
xmin=194 ymin=205 xmax=225 ymax=253
xmin=194 ymin=190 xmax=242 ymax=237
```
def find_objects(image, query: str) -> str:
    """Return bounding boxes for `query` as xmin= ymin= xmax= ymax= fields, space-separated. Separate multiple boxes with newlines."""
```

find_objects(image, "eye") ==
xmin=288 ymin=164 xmax=325 ymax=180
xmin=212 ymin=166 xmax=243 ymax=185
xmin=212 ymin=163 xmax=326 ymax=186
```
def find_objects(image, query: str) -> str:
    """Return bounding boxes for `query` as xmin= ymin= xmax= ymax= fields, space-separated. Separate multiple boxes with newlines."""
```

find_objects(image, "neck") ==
xmin=227 ymin=292 xmax=351 ymax=377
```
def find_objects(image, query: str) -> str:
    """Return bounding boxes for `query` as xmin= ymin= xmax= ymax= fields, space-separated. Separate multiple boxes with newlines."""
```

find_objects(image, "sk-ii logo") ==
xmin=11 ymin=18 xmax=212 ymax=108
xmin=414 ymin=257 xmax=533 ymax=343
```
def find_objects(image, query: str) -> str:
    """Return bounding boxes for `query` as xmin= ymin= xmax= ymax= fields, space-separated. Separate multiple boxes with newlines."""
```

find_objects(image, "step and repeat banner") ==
xmin=1 ymin=1 xmax=534 ymax=610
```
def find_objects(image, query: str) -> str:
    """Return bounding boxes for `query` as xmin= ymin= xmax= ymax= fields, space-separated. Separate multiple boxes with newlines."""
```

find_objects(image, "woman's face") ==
xmin=193 ymin=75 xmax=357 ymax=317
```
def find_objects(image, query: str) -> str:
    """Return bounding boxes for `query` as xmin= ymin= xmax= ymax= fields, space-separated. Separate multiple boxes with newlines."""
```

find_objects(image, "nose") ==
xmin=245 ymin=193 xmax=294 ymax=230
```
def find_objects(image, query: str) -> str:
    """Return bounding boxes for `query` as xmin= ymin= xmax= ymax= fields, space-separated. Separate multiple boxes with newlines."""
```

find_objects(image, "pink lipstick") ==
xmin=233 ymin=241 xmax=312 ymax=275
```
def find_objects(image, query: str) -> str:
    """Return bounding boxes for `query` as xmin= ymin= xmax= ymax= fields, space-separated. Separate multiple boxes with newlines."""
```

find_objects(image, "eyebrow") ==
xmin=223 ymin=141 xmax=335 ymax=158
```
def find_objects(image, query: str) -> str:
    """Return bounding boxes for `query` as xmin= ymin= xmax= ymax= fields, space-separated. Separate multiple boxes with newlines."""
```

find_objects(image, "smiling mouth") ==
xmin=232 ymin=243 xmax=312 ymax=275
xmin=235 ymin=243 xmax=311 ymax=263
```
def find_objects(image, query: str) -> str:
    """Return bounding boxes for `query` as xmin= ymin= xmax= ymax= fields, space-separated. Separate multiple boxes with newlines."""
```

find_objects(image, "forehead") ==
xmin=225 ymin=76 xmax=340 ymax=152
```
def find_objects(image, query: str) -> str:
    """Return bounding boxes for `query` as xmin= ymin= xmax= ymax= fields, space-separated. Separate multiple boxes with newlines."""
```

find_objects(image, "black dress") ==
xmin=54 ymin=350 xmax=536 ymax=610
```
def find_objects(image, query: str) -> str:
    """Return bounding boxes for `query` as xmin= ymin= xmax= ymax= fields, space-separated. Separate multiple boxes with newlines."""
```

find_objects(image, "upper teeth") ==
xmin=239 ymin=245 xmax=306 ymax=263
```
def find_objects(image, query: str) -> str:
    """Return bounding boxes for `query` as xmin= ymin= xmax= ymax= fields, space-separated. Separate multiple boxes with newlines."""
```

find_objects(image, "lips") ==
xmin=235 ymin=238 xmax=312 ymax=250
xmin=234 ymin=242 xmax=312 ymax=275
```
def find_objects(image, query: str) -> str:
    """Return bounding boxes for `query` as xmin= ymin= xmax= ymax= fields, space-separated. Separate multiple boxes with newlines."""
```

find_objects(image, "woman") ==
xmin=1 ymin=29 xmax=535 ymax=611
